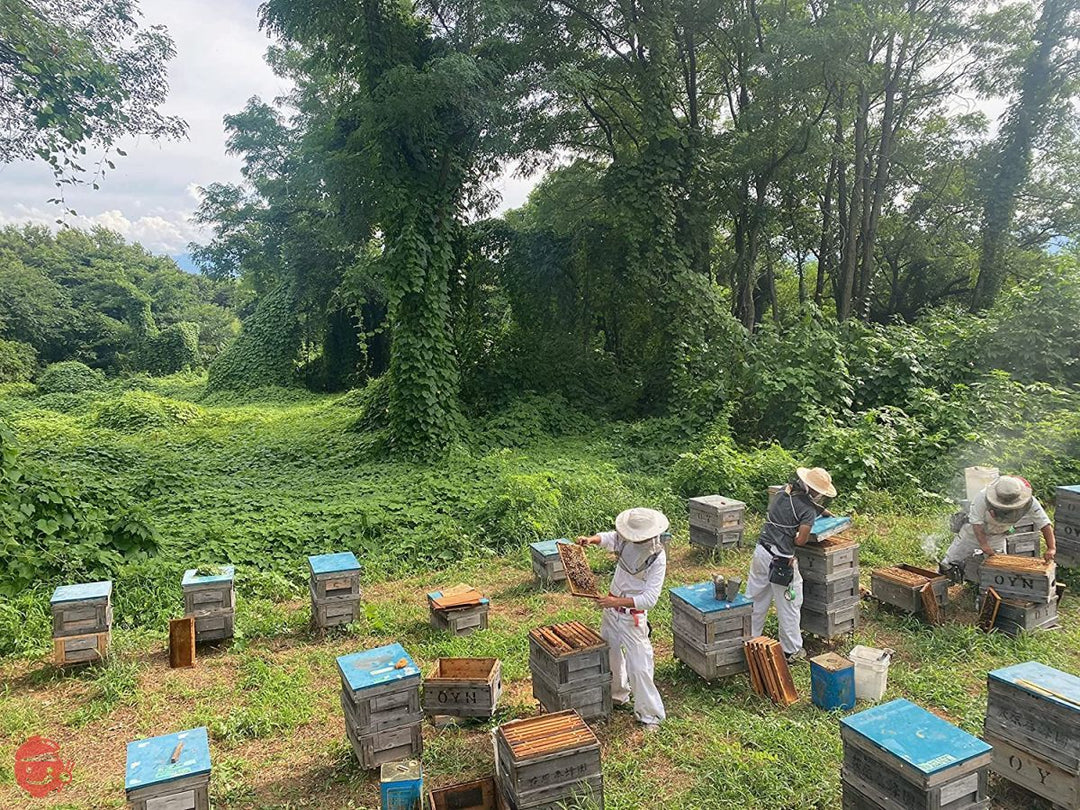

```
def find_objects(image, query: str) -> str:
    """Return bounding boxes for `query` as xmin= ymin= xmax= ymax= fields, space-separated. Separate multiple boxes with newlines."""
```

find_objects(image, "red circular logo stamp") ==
xmin=14 ymin=736 xmax=73 ymax=798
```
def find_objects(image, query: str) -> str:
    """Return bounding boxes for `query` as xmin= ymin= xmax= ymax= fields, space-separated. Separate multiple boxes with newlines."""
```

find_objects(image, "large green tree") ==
xmin=0 ymin=0 xmax=186 ymax=192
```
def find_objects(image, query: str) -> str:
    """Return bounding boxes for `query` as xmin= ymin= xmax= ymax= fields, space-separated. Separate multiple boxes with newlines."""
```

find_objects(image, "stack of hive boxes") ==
xmin=494 ymin=711 xmax=603 ymax=810
xmin=529 ymin=539 xmax=569 ymax=586
xmin=841 ymin=699 xmax=993 ymax=809
xmin=670 ymin=581 xmax=751 ymax=680
xmin=796 ymin=518 xmax=859 ymax=639
xmin=1006 ymin=518 xmax=1040 ymax=556
xmin=984 ymin=661 xmax=1080 ymax=810
xmin=308 ymin=552 xmax=362 ymax=630
xmin=687 ymin=495 xmax=745 ymax=550
xmin=337 ymin=643 xmax=423 ymax=769
xmin=978 ymin=555 xmax=1059 ymax=636
xmin=1056 ymin=485 xmax=1080 ymax=567
xmin=182 ymin=566 xmax=235 ymax=643
xmin=51 ymin=580 xmax=112 ymax=666
xmin=528 ymin=622 xmax=611 ymax=720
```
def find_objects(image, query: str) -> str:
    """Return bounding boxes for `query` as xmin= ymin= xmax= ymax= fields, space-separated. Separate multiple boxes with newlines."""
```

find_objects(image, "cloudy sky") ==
xmin=0 ymin=0 xmax=536 ymax=262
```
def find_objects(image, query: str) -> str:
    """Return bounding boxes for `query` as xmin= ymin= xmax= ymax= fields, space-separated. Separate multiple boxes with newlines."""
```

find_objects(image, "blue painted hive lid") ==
xmin=181 ymin=565 xmax=235 ymax=586
xmin=50 ymin=580 xmax=112 ymax=604
xmin=530 ymin=539 xmax=569 ymax=556
xmin=337 ymin=643 xmax=420 ymax=692
xmin=669 ymin=581 xmax=752 ymax=613
xmin=841 ymin=699 xmax=991 ymax=775
xmin=1058 ymin=485 xmax=1080 ymax=496
xmin=308 ymin=551 xmax=361 ymax=576
xmin=125 ymin=727 xmax=210 ymax=791
xmin=811 ymin=516 xmax=851 ymax=539
xmin=989 ymin=661 xmax=1080 ymax=711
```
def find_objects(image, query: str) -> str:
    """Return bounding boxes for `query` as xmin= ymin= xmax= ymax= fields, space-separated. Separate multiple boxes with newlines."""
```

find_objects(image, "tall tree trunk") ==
xmin=837 ymin=85 xmax=868 ymax=320
xmin=971 ymin=0 xmax=1072 ymax=311
xmin=816 ymin=110 xmax=842 ymax=305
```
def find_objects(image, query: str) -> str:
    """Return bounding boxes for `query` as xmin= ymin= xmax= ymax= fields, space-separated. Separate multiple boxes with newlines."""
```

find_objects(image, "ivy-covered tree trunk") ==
xmin=384 ymin=196 xmax=463 ymax=452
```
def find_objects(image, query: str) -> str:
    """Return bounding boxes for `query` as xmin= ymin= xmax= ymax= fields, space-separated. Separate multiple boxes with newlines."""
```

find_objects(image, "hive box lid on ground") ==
xmin=51 ymin=580 xmax=112 ymax=604
xmin=427 ymin=590 xmax=490 ymax=608
xmin=309 ymin=551 xmax=361 ymax=575
xmin=338 ymin=643 xmax=421 ymax=693
xmin=841 ymin=699 xmax=992 ymax=780
xmin=530 ymin=539 xmax=568 ymax=556
xmin=989 ymin=661 xmax=1080 ymax=712
xmin=181 ymin=566 xmax=235 ymax=587
xmin=812 ymin=516 xmax=852 ymax=540
xmin=669 ymin=582 xmax=752 ymax=616
xmin=125 ymin=726 xmax=210 ymax=791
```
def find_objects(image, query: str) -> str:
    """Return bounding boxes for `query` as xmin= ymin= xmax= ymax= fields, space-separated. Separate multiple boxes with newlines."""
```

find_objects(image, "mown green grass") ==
xmin=0 ymin=377 xmax=1075 ymax=808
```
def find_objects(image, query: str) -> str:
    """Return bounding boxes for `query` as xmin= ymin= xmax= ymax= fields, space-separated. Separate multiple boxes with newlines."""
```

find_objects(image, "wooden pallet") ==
xmin=744 ymin=636 xmax=798 ymax=706
xmin=556 ymin=544 xmax=600 ymax=598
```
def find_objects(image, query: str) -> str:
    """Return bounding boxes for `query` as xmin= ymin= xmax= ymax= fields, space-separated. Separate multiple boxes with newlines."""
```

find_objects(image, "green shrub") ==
xmin=476 ymin=393 xmax=596 ymax=449
xmin=141 ymin=321 xmax=200 ymax=375
xmin=0 ymin=339 xmax=36 ymax=383
xmin=36 ymin=360 xmax=105 ymax=394
xmin=95 ymin=390 xmax=203 ymax=432
xmin=670 ymin=438 xmax=798 ymax=512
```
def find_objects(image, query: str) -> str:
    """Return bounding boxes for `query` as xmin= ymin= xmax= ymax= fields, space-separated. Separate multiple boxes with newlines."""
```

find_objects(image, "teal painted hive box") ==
xmin=182 ymin=566 xmax=235 ymax=643
xmin=125 ymin=727 xmax=211 ymax=810
xmin=530 ymin=539 xmax=569 ymax=584
xmin=50 ymin=580 xmax=113 ymax=666
xmin=338 ymin=644 xmax=423 ymax=769
xmin=985 ymin=661 xmax=1080 ymax=808
xmin=308 ymin=551 xmax=362 ymax=629
xmin=670 ymin=582 xmax=752 ymax=680
xmin=841 ymin=698 xmax=992 ymax=810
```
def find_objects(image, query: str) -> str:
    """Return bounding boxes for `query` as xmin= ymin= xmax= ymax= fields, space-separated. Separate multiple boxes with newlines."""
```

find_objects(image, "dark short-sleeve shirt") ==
xmin=758 ymin=488 xmax=819 ymax=556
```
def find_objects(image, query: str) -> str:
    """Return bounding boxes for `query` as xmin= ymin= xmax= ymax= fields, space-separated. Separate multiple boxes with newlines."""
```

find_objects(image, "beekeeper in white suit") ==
xmin=576 ymin=507 xmax=668 ymax=732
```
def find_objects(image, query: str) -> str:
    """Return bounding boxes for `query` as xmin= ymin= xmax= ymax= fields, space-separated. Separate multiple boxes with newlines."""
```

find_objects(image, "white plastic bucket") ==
xmin=848 ymin=644 xmax=891 ymax=701
xmin=965 ymin=466 xmax=999 ymax=502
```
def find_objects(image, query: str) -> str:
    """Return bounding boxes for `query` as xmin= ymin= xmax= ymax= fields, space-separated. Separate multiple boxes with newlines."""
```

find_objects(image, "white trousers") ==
xmin=943 ymin=526 xmax=1007 ymax=565
xmin=747 ymin=544 xmax=804 ymax=655
xmin=600 ymin=609 xmax=666 ymax=725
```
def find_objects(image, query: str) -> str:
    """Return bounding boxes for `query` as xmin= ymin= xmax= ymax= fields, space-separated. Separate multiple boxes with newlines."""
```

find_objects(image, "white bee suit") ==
xmin=597 ymin=531 xmax=667 ymax=725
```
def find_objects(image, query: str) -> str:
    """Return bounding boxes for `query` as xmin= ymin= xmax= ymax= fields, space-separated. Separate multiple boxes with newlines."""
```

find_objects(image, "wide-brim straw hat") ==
xmin=986 ymin=475 xmax=1033 ymax=512
xmin=797 ymin=467 xmax=837 ymax=498
xmin=615 ymin=508 xmax=670 ymax=543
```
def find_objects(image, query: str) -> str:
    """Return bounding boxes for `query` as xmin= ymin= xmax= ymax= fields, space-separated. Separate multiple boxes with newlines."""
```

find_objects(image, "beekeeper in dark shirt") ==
xmin=747 ymin=467 xmax=836 ymax=663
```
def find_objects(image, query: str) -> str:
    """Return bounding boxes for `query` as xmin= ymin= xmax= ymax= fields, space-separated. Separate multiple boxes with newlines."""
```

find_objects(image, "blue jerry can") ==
xmin=811 ymin=652 xmax=856 ymax=711
xmin=381 ymin=759 xmax=422 ymax=810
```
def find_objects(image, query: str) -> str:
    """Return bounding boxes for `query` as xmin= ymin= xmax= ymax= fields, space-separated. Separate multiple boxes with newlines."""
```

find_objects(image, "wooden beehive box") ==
xmin=669 ymin=582 xmax=751 ymax=680
xmin=338 ymin=644 xmax=423 ymax=769
xmin=688 ymin=495 xmax=746 ymax=530
xmin=993 ymin=595 xmax=1059 ymax=636
xmin=125 ymin=727 xmax=211 ymax=810
xmin=528 ymin=622 xmax=611 ymax=720
xmin=1057 ymin=485 xmax=1080 ymax=524
xmin=529 ymin=539 xmax=568 ymax=585
xmin=1057 ymin=532 xmax=1080 ymax=568
xmin=182 ymin=566 xmax=235 ymax=643
xmin=688 ymin=495 xmax=746 ymax=550
xmin=429 ymin=777 xmax=506 ymax=810
xmin=802 ymin=601 xmax=859 ymax=639
xmin=795 ymin=536 xmax=860 ymax=584
xmin=870 ymin=565 xmax=949 ymax=614
xmin=308 ymin=552 xmax=362 ymax=629
xmin=423 ymin=658 xmax=502 ymax=719
xmin=494 ymin=711 xmax=603 ymax=810
xmin=841 ymin=699 xmax=992 ymax=810
xmin=428 ymin=587 xmax=490 ymax=636
xmin=985 ymin=662 xmax=1080 ymax=809
xmin=803 ymin=571 xmax=860 ymax=610
xmin=979 ymin=555 xmax=1056 ymax=603
xmin=50 ymin=580 xmax=112 ymax=666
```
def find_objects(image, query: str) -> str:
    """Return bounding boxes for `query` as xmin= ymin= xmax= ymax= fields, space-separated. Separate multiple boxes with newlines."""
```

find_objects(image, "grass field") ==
xmin=1 ymin=378 xmax=1077 ymax=809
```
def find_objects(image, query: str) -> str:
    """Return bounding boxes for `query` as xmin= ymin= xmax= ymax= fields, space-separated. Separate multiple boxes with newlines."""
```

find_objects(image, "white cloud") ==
xmin=0 ymin=205 xmax=206 ymax=254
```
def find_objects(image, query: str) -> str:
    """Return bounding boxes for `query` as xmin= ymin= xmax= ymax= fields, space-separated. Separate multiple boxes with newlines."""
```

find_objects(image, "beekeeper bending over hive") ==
xmin=940 ymin=475 xmax=1056 ymax=579
xmin=577 ymin=507 xmax=668 ymax=732
xmin=747 ymin=467 xmax=836 ymax=664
